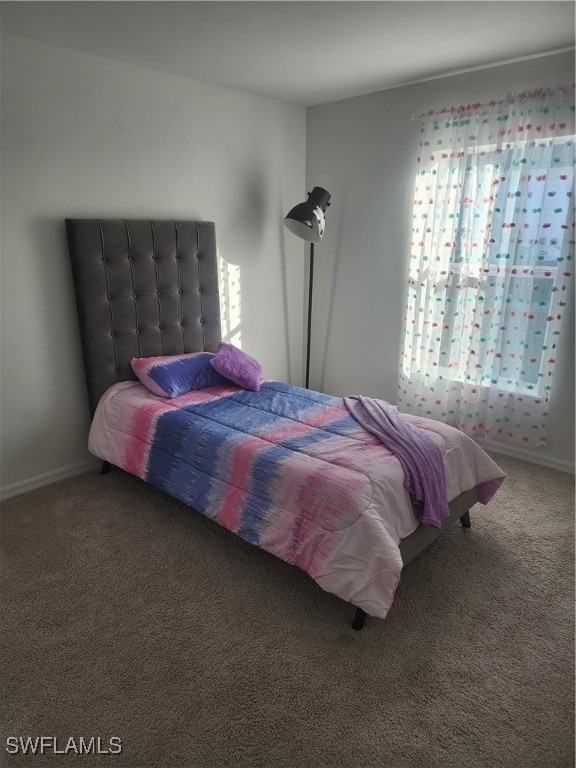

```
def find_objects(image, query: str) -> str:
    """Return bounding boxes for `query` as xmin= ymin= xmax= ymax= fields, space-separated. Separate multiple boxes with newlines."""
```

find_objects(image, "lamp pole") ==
xmin=305 ymin=242 xmax=314 ymax=389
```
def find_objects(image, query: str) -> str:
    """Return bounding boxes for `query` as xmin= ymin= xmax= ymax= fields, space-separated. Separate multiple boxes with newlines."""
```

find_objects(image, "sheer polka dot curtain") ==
xmin=399 ymin=84 xmax=575 ymax=447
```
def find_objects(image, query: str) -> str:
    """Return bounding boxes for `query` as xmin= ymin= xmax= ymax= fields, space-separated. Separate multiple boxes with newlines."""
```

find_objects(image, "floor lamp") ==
xmin=283 ymin=187 xmax=332 ymax=389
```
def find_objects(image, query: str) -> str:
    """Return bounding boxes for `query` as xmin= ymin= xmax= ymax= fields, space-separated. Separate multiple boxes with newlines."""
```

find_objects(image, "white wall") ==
xmin=2 ymin=35 xmax=573 ymax=495
xmin=307 ymin=52 xmax=575 ymax=470
xmin=0 ymin=33 xmax=307 ymax=493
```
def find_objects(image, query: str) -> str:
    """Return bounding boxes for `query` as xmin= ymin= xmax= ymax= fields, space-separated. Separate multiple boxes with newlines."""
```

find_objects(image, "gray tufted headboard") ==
xmin=66 ymin=219 xmax=222 ymax=416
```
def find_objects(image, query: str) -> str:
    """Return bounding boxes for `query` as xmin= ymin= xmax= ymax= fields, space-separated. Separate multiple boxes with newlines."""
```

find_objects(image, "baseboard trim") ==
xmin=474 ymin=438 xmax=575 ymax=475
xmin=0 ymin=459 xmax=101 ymax=502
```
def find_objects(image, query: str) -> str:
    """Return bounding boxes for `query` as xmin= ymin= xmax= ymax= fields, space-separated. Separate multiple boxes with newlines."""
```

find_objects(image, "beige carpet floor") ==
xmin=1 ymin=453 xmax=574 ymax=768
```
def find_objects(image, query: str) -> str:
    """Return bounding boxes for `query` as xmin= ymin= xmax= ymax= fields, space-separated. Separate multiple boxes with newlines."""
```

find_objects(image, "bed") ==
xmin=66 ymin=218 xmax=505 ymax=630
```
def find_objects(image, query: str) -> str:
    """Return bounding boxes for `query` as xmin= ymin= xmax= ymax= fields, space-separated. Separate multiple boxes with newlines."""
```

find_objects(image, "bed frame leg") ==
xmin=100 ymin=461 xmax=112 ymax=475
xmin=460 ymin=510 xmax=471 ymax=528
xmin=352 ymin=608 xmax=367 ymax=631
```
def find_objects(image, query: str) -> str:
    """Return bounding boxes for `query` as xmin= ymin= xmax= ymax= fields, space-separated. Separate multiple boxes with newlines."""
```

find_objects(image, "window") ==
xmin=399 ymin=88 xmax=575 ymax=446
xmin=432 ymin=139 xmax=574 ymax=395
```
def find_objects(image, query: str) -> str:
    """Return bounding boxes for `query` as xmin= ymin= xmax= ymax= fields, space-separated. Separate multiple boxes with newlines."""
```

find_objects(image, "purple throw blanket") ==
xmin=344 ymin=396 xmax=449 ymax=528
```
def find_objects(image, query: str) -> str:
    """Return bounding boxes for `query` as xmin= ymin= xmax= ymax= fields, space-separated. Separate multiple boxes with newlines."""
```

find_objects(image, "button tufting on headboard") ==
xmin=66 ymin=219 xmax=222 ymax=417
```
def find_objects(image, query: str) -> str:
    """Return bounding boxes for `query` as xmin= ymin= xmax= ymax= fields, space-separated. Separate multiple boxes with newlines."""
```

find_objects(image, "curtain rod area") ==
xmin=411 ymin=83 xmax=575 ymax=121
xmin=411 ymin=99 xmax=507 ymax=121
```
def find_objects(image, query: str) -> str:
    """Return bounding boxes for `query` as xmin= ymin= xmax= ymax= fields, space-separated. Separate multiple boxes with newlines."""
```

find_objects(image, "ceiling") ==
xmin=1 ymin=1 xmax=574 ymax=106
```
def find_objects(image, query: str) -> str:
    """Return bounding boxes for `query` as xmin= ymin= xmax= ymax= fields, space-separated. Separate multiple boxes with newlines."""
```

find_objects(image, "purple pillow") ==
xmin=130 ymin=352 xmax=226 ymax=398
xmin=209 ymin=342 xmax=262 ymax=391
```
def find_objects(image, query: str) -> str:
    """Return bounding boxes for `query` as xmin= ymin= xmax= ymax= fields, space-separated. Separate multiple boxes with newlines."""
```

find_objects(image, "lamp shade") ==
xmin=283 ymin=187 xmax=331 ymax=244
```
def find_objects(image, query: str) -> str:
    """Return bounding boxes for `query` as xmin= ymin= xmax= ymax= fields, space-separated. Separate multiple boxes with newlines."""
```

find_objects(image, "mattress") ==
xmin=89 ymin=380 xmax=505 ymax=619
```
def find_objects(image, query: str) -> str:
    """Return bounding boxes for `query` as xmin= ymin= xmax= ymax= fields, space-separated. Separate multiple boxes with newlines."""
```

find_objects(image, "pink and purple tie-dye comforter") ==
xmin=89 ymin=380 xmax=505 ymax=619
